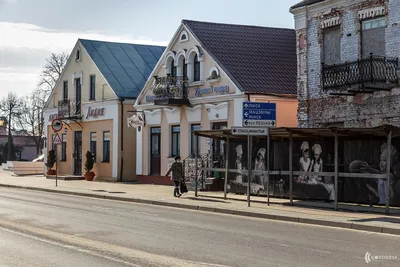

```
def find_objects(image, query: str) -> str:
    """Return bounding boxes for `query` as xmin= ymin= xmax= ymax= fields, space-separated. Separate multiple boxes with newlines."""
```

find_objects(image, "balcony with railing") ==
xmin=322 ymin=54 xmax=399 ymax=94
xmin=58 ymin=98 xmax=82 ymax=119
xmin=151 ymin=75 xmax=190 ymax=106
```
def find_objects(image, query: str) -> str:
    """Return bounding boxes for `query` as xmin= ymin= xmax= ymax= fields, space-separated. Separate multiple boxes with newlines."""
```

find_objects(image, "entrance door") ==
xmin=74 ymin=131 xmax=82 ymax=175
xmin=212 ymin=122 xmax=228 ymax=158
xmin=150 ymin=127 xmax=161 ymax=175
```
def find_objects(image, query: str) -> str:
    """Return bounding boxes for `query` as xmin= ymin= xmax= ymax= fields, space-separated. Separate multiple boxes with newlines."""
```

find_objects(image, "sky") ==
xmin=0 ymin=0 xmax=300 ymax=99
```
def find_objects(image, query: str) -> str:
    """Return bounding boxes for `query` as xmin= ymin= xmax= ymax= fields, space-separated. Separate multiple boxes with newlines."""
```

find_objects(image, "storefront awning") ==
xmin=193 ymin=124 xmax=400 ymax=140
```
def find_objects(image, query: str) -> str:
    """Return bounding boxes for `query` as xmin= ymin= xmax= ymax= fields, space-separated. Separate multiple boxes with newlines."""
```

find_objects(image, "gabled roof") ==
xmin=79 ymin=39 xmax=166 ymax=99
xmin=182 ymin=20 xmax=297 ymax=95
xmin=290 ymin=0 xmax=326 ymax=10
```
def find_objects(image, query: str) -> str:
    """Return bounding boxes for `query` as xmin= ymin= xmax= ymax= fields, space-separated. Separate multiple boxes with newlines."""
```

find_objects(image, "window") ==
xmin=212 ymin=122 xmax=228 ymax=158
xmin=15 ymin=150 xmax=21 ymax=161
xmin=90 ymin=132 xmax=97 ymax=162
xmin=102 ymin=131 xmax=110 ymax=162
xmin=170 ymin=60 xmax=176 ymax=77
xmin=170 ymin=126 xmax=180 ymax=157
xmin=361 ymin=17 xmax=386 ymax=57
xmin=89 ymin=75 xmax=96 ymax=101
xmin=211 ymin=70 xmax=218 ymax=79
xmin=63 ymin=81 xmax=68 ymax=100
xmin=190 ymin=124 xmax=201 ymax=156
xmin=323 ymin=26 xmax=341 ymax=65
xmin=181 ymin=34 xmax=187 ymax=41
xmin=76 ymin=49 xmax=80 ymax=60
xmin=182 ymin=58 xmax=187 ymax=78
xmin=193 ymin=54 xmax=200 ymax=81
xmin=61 ymin=134 xmax=67 ymax=161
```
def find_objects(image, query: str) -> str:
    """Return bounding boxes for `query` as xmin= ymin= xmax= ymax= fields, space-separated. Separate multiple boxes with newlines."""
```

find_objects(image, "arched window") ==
xmin=170 ymin=59 xmax=176 ymax=77
xmin=181 ymin=34 xmax=187 ymax=41
xmin=193 ymin=55 xmax=200 ymax=81
xmin=182 ymin=57 xmax=187 ymax=78
xmin=211 ymin=70 xmax=218 ymax=79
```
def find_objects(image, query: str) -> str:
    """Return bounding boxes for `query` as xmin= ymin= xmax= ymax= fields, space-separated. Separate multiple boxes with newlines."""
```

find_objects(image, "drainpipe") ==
xmin=119 ymin=98 xmax=124 ymax=182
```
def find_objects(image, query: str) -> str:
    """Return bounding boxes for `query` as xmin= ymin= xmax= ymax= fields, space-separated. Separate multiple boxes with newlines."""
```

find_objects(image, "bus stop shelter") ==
xmin=193 ymin=125 xmax=400 ymax=214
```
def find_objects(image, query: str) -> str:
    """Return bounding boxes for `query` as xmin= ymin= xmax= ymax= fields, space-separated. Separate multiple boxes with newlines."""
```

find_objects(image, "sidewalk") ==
xmin=1 ymin=171 xmax=400 ymax=236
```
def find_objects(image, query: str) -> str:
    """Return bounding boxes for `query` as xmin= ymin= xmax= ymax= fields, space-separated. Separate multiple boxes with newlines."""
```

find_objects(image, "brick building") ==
xmin=290 ymin=0 xmax=400 ymax=128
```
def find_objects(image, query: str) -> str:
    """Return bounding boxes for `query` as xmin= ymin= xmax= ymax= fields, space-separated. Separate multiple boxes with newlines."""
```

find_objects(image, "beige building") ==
xmin=44 ymin=39 xmax=165 ymax=181
xmin=134 ymin=20 xmax=298 ymax=185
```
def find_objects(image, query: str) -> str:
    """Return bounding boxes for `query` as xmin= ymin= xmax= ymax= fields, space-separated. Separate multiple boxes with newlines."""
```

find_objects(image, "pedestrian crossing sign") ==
xmin=53 ymin=133 xmax=62 ymax=145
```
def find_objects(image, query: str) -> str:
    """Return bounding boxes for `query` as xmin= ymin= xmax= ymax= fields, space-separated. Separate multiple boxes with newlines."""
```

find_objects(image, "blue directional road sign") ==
xmin=242 ymin=102 xmax=276 ymax=127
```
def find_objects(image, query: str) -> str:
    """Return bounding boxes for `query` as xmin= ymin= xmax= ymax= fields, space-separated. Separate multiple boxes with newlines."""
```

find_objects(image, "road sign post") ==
xmin=240 ymin=102 xmax=276 ymax=207
xmin=52 ymin=134 xmax=62 ymax=187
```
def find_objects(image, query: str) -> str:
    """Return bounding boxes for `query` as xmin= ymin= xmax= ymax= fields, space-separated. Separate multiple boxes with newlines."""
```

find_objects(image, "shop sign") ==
xmin=86 ymin=107 xmax=105 ymax=119
xmin=195 ymin=85 xmax=229 ymax=97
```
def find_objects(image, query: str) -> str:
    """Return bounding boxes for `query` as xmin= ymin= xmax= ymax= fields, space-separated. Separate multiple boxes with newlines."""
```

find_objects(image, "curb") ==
xmin=1 ymin=183 xmax=400 ymax=236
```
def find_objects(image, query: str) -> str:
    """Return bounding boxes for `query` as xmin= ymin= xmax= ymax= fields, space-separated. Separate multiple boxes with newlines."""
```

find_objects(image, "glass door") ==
xmin=150 ymin=127 xmax=161 ymax=175
xmin=74 ymin=131 xmax=82 ymax=175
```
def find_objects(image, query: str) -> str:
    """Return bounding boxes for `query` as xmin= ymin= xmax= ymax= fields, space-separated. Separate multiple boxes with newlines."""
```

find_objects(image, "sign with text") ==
xmin=242 ymin=102 xmax=276 ymax=127
xmin=231 ymin=127 xmax=268 ymax=136
xmin=195 ymin=85 xmax=229 ymax=97
xmin=86 ymin=107 xmax=105 ymax=119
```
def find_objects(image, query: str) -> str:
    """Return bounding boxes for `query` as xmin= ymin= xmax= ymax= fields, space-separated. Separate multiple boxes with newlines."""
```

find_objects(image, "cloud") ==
xmin=0 ymin=22 xmax=168 ymax=99
xmin=0 ymin=22 xmax=168 ymax=51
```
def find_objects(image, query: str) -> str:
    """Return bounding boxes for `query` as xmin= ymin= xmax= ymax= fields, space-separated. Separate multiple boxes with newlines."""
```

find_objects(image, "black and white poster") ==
xmin=225 ymin=137 xmax=400 ymax=206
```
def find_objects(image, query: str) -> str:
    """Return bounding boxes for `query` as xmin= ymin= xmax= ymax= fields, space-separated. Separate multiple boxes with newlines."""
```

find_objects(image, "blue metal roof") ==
xmin=79 ymin=39 xmax=166 ymax=99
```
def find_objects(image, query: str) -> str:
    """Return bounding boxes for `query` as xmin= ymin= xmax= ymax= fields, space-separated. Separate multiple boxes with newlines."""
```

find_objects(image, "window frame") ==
xmin=190 ymin=124 xmax=201 ymax=156
xmin=182 ymin=58 xmax=188 ymax=78
xmin=63 ymin=80 xmax=68 ymax=100
xmin=193 ymin=54 xmax=201 ymax=81
xmin=360 ymin=16 xmax=387 ymax=58
xmin=102 ymin=131 xmax=111 ymax=163
xmin=170 ymin=125 xmax=180 ymax=157
xmin=89 ymin=75 xmax=96 ymax=101
xmin=90 ymin=132 xmax=97 ymax=162
xmin=61 ymin=133 xmax=67 ymax=161
xmin=170 ymin=60 xmax=177 ymax=77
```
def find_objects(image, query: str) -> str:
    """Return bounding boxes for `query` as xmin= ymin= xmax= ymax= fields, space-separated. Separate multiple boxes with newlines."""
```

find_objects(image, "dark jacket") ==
xmin=166 ymin=161 xmax=184 ymax=182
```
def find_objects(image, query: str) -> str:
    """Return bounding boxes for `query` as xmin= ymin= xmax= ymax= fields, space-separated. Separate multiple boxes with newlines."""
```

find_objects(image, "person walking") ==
xmin=165 ymin=155 xmax=184 ymax=197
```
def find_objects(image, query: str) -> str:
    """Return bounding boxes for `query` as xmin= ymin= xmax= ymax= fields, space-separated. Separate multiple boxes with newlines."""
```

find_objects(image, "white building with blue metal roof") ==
xmin=43 ymin=38 xmax=165 ymax=181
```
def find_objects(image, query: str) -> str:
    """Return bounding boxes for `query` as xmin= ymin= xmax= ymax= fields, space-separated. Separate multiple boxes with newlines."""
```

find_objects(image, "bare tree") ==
xmin=0 ymin=92 xmax=24 ymax=160
xmin=38 ymin=52 xmax=69 ymax=95
xmin=18 ymin=88 xmax=47 ymax=156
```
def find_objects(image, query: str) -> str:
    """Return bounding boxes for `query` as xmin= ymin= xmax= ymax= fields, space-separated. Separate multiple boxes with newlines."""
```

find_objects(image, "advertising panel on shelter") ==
xmin=226 ymin=137 xmax=400 ymax=207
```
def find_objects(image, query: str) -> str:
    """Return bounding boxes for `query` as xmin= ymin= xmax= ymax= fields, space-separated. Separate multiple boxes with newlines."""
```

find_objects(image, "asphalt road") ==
xmin=0 ymin=227 xmax=131 ymax=267
xmin=0 ymin=187 xmax=399 ymax=267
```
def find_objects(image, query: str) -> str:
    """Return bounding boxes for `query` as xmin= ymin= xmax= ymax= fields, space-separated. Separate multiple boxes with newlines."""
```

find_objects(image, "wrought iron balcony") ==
xmin=151 ymin=75 xmax=190 ymax=106
xmin=322 ymin=54 xmax=399 ymax=93
xmin=58 ymin=98 xmax=82 ymax=119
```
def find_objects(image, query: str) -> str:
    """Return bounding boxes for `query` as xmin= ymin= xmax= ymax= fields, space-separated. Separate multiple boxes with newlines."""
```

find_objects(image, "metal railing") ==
xmin=58 ymin=99 xmax=81 ymax=118
xmin=183 ymin=152 xmax=226 ymax=189
xmin=322 ymin=54 xmax=399 ymax=91
xmin=152 ymin=75 xmax=188 ymax=100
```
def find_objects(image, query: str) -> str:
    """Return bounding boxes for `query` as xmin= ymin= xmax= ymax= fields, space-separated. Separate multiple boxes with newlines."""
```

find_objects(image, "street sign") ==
xmin=231 ymin=127 xmax=269 ymax=136
xmin=243 ymin=102 xmax=276 ymax=127
xmin=127 ymin=115 xmax=144 ymax=128
xmin=53 ymin=133 xmax=62 ymax=145
xmin=51 ymin=119 xmax=63 ymax=132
